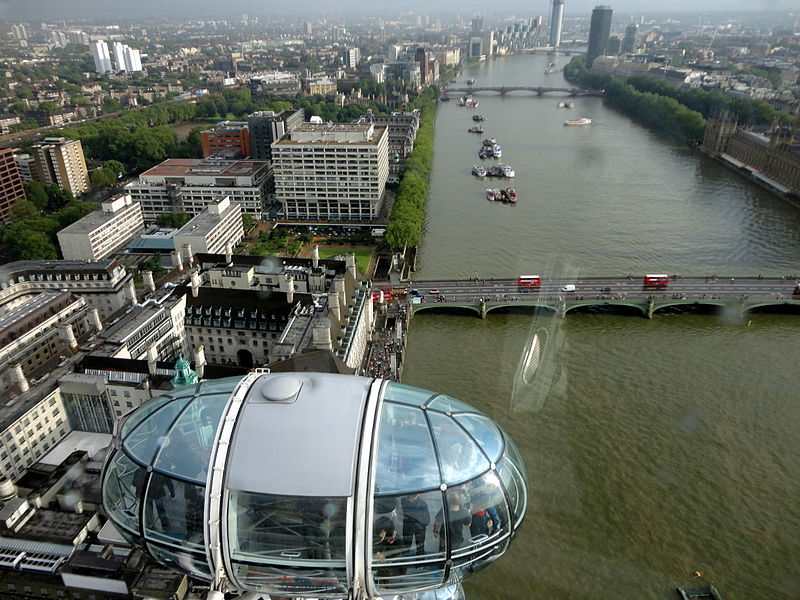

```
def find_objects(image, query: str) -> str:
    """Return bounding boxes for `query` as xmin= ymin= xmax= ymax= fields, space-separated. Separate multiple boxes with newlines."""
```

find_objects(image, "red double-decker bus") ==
xmin=517 ymin=275 xmax=542 ymax=288
xmin=643 ymin=274 xmax=669 ymax=287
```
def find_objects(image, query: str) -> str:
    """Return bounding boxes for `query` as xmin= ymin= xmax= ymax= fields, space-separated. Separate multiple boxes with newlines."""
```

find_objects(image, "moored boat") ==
xmin=492 ymin=145 xmax=502 ymax=159
xmin=478 ymin=147 xmax=491 ymax=159
xmin=500 ymin=164 xmax=515 ymax=177
xmin=565 ymin=101 xmax=574 ymax=109
xmin=472 ymin=114 xmax=485 ymax=121
xmin=468 ymin=126 xmax=484 ymax=134
xmin=487 ymin=165 xmax=504 ymax=177
xmin=466 ymin=99 xmax=479 ymax=108
xmin=505 ymin=187 xmax=517 ymax=202
xmin=471 ymin=164 xmax=487 ymax=177
xmin=466 ymin=78 xmax=476 ymax=85
xmin=564 ymin=117 xmax=591 ymax=126
xmin=486 ymin=188 xmax=498 ymax=201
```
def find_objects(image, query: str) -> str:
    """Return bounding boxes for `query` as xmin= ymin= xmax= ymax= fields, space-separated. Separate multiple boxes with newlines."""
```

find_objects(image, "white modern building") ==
xmin=13 ymin=153 xmax=33 ymax=182
xmin=125 ymin=158 xmax=272 ymax=220
xmin=57 ymin=195 xmax=145 ymax=261
xmin=172 ymin=196 xmax=244 ymax=256
xmin=272 ymin=122 xmax=389 ymax=221
xmin=89 ymin=40 xmax=112 ymax=74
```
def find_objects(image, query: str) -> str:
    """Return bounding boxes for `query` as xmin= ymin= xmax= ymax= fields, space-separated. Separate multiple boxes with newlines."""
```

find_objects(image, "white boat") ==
xmin=500 ymin=164 xmax=515 ymax=178
xmin=564 ymin=117 xmax=591 ymax=126
xmin=492 ymin=145 xmax=502 ymax=158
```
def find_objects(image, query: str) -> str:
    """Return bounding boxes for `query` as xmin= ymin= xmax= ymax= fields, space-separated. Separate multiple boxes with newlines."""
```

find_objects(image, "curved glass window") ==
xmin=374 ymin=404 xmax=440 ymax=494
xmin=148 ymin=543 xmax=211 ymax=580
xmin=228 ymin=492 xmax=348 ymax=563
xmin=102 ymin=449 xmax=141 ymax=536
xmin=380 ymin=382 xmax=433 ymax=406
xmin=124 ymin=395 xmax=194 ymax=466
xmin=119 ymin=395 xmax=173 ymax=439
xmin=426 ymin=394 xmax=477 ymax=414
xmin=453 ymin=414 xmax=505 ymax=464
xmin=151 ymin=393 xmax=228 ymax=483
xmin=427 ymin=412 xmax=490 ymax=485
xmin=497 ymin=458 xmax=526 ymax=525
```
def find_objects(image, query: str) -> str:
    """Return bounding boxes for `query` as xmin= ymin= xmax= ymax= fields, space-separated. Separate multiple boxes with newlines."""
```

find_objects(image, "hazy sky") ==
xmin=0 ymin=0 xmax=796 ymax=21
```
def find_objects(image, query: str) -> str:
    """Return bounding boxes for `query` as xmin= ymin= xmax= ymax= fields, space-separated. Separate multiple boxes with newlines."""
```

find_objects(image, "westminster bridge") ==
xmin=443 ymin=86 xmax=604 ymax=97
xmin=398 ymin=276 xmax=800 ymax=319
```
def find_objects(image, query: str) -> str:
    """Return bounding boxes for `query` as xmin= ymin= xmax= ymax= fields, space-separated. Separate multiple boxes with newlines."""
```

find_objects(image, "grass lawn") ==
xmin=317 ymin=247 xmax=373 ymax=276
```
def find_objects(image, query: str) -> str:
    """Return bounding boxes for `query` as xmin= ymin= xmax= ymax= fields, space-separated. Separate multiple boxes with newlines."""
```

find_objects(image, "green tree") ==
xmin=242 ymin=213 xmax=254 ymax=232
xmin=155 ymin=212 xmax=192 ymax=228
xmin=23 ymin=181 xmax=48 ymax=211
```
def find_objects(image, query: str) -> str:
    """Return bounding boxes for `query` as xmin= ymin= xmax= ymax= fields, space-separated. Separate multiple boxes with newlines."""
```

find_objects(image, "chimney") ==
xmin=146 ymin=344 xmax=158 ymax=376
xmin=328 ymin=291 xmax=341 ymax=321
xmin=333 ymin=277 xmax=347 ymax=313
xmin=225 ymin=242 xmax=233 ymax=263
xmin=286 ymin=274 xmax=295 ymax=303
xmin=171 ymin=250 xmax=184 ymax=271
xmin=142 ymin=270 xmax=155 ymax=292
xmin=345 ymin=252 xmax=357 ymax=279
xmin=190 ymin=271 xmax=201 ymax=298
xmin=88 ymin=307 xmax=103 ymax=332
xmin=9 ymin=363 xmax=29 ymax=393
xmin=312 ymin=244 xmax=319 ymax=269
xmin=312 ymin=319 xmax=333 ymax=350
xmin=193 ymin=344 xmax=206 ymax=379
xmin=127 ymin=279 xmax=137 ymax=304
xmin=183 ymin=243 xmax=194 ymax=266
xmin=58 ymin=324 xmax=78 ymax=351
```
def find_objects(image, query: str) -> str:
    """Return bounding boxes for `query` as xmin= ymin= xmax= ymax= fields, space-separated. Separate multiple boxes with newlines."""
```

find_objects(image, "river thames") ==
xmin=401 ymin=53 xmax=800 ymax=599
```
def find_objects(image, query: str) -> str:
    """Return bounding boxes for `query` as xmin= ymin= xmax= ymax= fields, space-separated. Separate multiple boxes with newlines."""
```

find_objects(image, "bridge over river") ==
xmin=444 ymin=86 xmax=604 ymax=96
xmin=398 ymin=276 xmax=800 ymax=319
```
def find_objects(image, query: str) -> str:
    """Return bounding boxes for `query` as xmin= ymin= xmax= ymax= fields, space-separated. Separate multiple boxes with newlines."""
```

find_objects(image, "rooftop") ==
xmin=0 ymin=259 xmax=122 ymax=284
xmin=277 ymin=124 xmax=386 ymax=147
xmin=174 ymin=198 xmax=240 ymax=239
xmin=137 ymin=158 xmax=270 ymax=179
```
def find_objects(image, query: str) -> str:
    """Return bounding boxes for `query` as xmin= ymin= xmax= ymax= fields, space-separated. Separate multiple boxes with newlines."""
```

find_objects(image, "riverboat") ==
xmin=486 ymin=188 xmax=499 ymax=201
xmin=487 ymin=165 xmax=504 ymax=177
xmin=472 ymin=114 xmax=485 ymax=122
xmin=482 ymin=138 xmax=496 ymax=147
xmin=500 ymin=164 xmax=515 ymax=178
xmin=466 ymin=99 xmax=479 ymax=108
xmin=504 ymin=188 xmax=517 ymax=202
xmin=471 ymin=165 xmax=488 ymax=177
xmin=565 ymin=101 xmax=574 ymax=108
xmin=564 ymin=117 xmax=591 ymax=126
xmin=468 ymin=126 xmax=485 ymax=134
xmin=492 ymin=145 xmax=503 ymax=159
xmin=458 ymin=96 xmax=469 ymax=107
xmin=478 ymin=147 xmax=491 ymax=159
xmin=466 ymin=79 xmax=476 ymax=85
xmin=676 ymin=586 xmax=724 ymax=600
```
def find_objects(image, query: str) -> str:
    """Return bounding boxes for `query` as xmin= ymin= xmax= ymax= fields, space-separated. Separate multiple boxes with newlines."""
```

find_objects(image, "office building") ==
xmin=415 ymin=47 xmax=429 ymax=85
xmin=247 ymin=109 xmax=304 ymax=161
xmin=587 ymin=5 xmax=614 ymax=68
xmin=100 ymin=372 xmax=527 ymax=598
xmin=0 ymin=148 xmax=26 ymax=222
xmin=57 ymin=195 xmax=144 ymax=261
xmin=343 ymin=47 xmax=361 ymax=69
xmin=200 ymin=121 xmax=251 ymax=158
xmin=471 ymin=15 xmax=484 ymax=34
xmin=469 ymin=37 xmax=484 ymax=59
xmin=30 ymin=137 xmax=90 ymax=196
xmin=248 ymin=72 xmax=301 ymax=96
xmin=358 ymin=110 xmax=421 ymax=184
xmin=623 ymin=23 xmax=639 ymax=53
xmin=125 ymin=158 xmax=272 ymax=219
xmin=272 ymin=122 xmax=389 ymax=221
xmin=89 ymin=40 xmax=112 ymax=74
xmin=607 ymin=35 xmax=622 ymax=55
xmin=305 ymin=76 xmax=338 ymax=96
xmin=172 ymin=197 xmax=244 ymax=256
xmin=550 ymin=0 xmax=565 ymax=47
xmin=13 ymin=152 xmax=33 ymax=182
xmin=0 ymin=259 xmax=134 ymax=320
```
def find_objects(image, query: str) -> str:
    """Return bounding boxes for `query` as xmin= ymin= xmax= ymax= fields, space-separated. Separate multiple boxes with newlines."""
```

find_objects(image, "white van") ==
xmin=561 ymin=284 xmax=576 ymax=292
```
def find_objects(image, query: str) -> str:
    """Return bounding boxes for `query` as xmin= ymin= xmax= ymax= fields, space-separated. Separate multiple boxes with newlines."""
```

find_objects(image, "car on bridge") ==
xmin=429 ymin=289 xmax=440 ymax=294
xmin=561 ymin=284 xmax=576 ymax=292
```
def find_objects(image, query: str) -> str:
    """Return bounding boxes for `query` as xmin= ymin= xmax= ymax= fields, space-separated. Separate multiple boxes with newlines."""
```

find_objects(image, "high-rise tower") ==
xmin=549 ymin=0 xmax=565 ymax=47
xmin=587 ymin=5 xmax=613 ymax=68
xmin=90 ymin=40 xmax=112 ymax=74
xmin=623 ymin=23 xmax=639 ymax=53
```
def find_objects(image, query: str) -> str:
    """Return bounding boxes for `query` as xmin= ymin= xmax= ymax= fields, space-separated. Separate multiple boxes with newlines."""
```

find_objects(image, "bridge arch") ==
xmin=484 ymin=303 xmax=558 ymax=316
xmin=411 ymin=304 xmax=483 ymax=318
xmin=651 ymin=301 xmax=726 ymax=315
xmin=564 ymin=302 xmax=646 ymax=317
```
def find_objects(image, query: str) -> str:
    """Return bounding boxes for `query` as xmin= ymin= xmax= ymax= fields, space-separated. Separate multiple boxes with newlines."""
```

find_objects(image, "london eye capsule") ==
xmin=101 ymin=373 xmax=527 ymax=599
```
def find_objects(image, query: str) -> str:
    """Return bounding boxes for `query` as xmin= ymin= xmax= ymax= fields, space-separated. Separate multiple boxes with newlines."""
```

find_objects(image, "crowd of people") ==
xmin=365 ymin=301 xmax=407 ymax=380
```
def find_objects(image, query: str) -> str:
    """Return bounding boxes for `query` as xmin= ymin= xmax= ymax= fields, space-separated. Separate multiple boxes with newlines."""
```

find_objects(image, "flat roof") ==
xmin=0 ymin=259 xmax=121 ymax=283
xmin=58 ymin=204 xmax=136 ymax=236
xmin=276 ymin=124 xmax=386 ymax=147
xmin=175 ymin=199 xmax=240 ymax=238
xmin=139 ymin=158 xmax=269 ymax=179
xmin=0 ymin=291 xmax=77 ymax=338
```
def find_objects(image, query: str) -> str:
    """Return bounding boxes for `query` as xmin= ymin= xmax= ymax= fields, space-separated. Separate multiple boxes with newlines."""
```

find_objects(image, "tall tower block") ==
xmin=549 ymin=0 xmax=565 ymax=47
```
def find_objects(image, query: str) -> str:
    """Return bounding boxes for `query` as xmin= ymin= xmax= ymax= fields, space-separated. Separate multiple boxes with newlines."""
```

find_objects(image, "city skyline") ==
xmin=1 ymin=0 xmax=797 ymax=21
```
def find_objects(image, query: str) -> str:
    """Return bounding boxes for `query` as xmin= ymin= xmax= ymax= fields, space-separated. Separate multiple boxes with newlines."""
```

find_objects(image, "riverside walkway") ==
xmin=403 ymin=276 xmax=800 ymax=319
